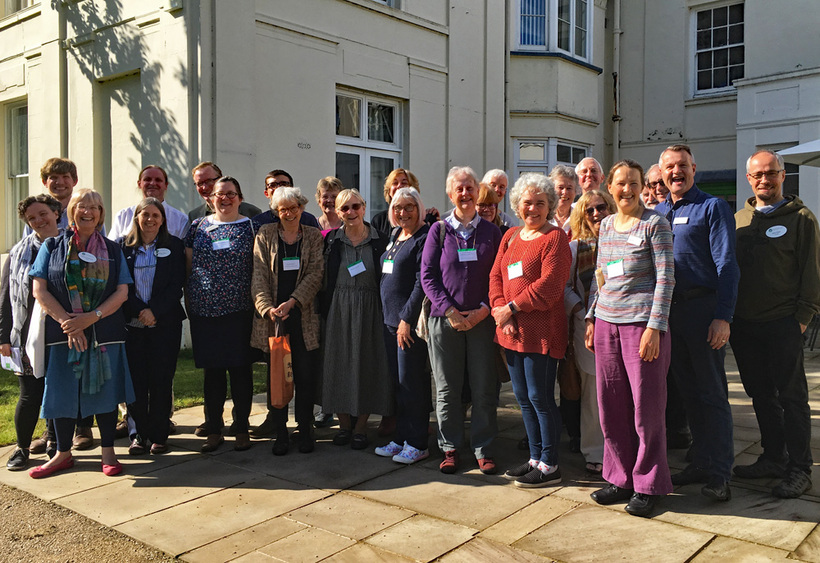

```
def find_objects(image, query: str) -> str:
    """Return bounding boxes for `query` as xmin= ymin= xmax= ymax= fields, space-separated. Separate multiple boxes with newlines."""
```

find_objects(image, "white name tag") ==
xmin=606 ymin=259 xmax=624 ymax=278
xmin=382 ymin=259 xmax=394 ymax=274
xmin=78 ymin=251 xmax=97 ymax=263
xmin=766 ymin=225 xmax=787 ymax=238
xmin=347 ymin=260 xmax=366 ymax=277
xmin=673 ymin=217 xmax=689 ymax=225
xmin=212 ymin=239 xmax=230 ymax=251
xmin=282 ymin=257 xmax=300 ymax=271
xmin=627 ymin=235 xmax=643 ymax=246
xmin=458 ymin=248 xmax=478 ymax=262
xmin=155 ymin=248 xmax=171 ymax=258
xmin=507 ymin=261 xmax=524 ymax=279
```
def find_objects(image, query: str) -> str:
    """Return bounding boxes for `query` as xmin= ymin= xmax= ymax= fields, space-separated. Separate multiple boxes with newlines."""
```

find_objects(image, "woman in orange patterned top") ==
xmin=489 ymin=172 xmax=571 ymax=488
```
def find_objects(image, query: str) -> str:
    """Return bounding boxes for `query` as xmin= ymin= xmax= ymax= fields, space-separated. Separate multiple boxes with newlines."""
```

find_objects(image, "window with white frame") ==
xmin=514 ymin=138 xmax=587 ymax=179
xmin=517 ymin=0 xmax=591 ymax=61
xmin=694 ymin=3 xmax=744 ymax=93
xmin=5 ymin=101 xmax=29 ymax=247
xmin=335 ymin=91 xmax=402 ymax=219
xmin=1 ymin=0 xmax=34 ymax=18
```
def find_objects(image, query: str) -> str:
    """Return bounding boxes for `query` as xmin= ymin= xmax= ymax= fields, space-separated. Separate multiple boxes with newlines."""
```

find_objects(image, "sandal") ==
xmin=332 ymin=429 xmax=352 ymax=446
xmin=585 ymin=462 xmax=603 ymax=475
xmin=351 ymin=433 xmax=369 ymax=450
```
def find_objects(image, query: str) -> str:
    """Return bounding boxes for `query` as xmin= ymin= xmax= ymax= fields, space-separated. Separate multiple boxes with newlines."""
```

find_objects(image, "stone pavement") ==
xmin=1 ymin=350 xmax=818 ymax=562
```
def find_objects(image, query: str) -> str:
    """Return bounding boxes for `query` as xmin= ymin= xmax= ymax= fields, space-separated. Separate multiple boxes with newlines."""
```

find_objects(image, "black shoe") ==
xmin=590 ymin=483 xmax=634 ymax=505
xmin=297 ymin=426 xmax=315 ymax=454
xmin=225 ymin=422 xmax=239 ymax=437
xmin=314 ymin=412 xmax=334 ymax=428
xmin=6 ymin=448 xmax=29 ymax=471
xmin=46 ymin=442 xmax=57 ymax=460
xmin=701 ymin=477 xmax=731 ymax=501
xmin=569 ymin=436 xmax=581 ymax=453
xmin=194 ymin=422 xmax=209 ymax=438
xmin=272 ymin=431 xmax=290 ymax=456
xmin=332 ymin=429 xmax=352 ymax=446
xmin=517 ymin=436 xmax=529 ymax=451
xmin=772 ymin=469 xmax=812 ymax=499
xmin=351 ymin=433 xmax=369 ymax=450
xmin=251 ymin=417 xmax=278 ymax=438
xmin=671 ymin=464 xmax=710 ymax=486
xmin=666 ymin=429 xmax=693 ymax=450
xmin=503 ymin=461 xmax=534 ymax=481
xmin=514 ymin=466 xmax=562 ymax=488
xmin=625 ymin=493 xmax=657 ymax=518
xmin=733 ymin=457 xmax=787 ymax=479
xmin=128 ymin=436 xmax=147 ymax=456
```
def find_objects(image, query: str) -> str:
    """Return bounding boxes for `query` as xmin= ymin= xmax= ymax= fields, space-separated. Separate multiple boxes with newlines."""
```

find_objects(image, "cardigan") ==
xmin=251 ymin=223 xmax=324 ymax=351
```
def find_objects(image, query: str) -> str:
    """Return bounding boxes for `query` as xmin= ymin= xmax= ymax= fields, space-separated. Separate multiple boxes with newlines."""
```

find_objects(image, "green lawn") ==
xmin=0 ymin=349 xmax=268 ymax=447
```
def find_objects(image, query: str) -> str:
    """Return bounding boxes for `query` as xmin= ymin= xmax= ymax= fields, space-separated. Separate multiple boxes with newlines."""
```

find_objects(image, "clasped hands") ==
xmin=447 ymin=306 xmax=489 ymax=332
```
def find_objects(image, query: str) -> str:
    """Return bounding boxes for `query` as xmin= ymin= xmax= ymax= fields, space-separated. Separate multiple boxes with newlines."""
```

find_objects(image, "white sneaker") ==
xmin=375 ymin=441 xmax=403 ymax=457
xmin=392 ymin=443 xmax=430 ymax=465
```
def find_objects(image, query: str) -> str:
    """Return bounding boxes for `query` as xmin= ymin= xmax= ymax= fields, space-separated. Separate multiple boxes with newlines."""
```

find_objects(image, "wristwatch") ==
xmin=94 ymin=309 xmax=102 ymax=319
xmin=508 ymin=302 xmax=518 ymax=314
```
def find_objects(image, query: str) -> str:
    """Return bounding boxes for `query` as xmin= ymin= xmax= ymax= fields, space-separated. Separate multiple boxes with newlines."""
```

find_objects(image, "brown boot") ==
xmin=72 ymin=426 xmax=95 ymax=450
xmin=200 ymin=434 xmax=224 ymax=453
xmin=29 ymin=429 xmax=49 ymax=455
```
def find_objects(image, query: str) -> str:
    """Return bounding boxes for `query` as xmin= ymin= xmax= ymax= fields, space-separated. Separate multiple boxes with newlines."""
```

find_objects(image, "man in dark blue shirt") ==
xmin=654 ymin=144 xmax=739 ymax=502
xmin=254 ymin=169 xmax=320 ymax=229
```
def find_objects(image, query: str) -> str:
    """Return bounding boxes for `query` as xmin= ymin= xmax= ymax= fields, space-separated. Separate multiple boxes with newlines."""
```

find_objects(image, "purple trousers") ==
xmin=594 ymin=319 xmax=672 ymax=495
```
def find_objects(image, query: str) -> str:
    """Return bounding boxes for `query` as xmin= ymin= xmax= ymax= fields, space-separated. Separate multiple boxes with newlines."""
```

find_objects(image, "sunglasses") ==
xmin=585 ymin=203 xmax=608 ymax=217
xmin=339 ymin=202 xmax=363 ymax=213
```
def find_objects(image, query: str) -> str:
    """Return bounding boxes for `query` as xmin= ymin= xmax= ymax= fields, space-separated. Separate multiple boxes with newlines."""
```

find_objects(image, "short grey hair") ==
xmin=481 ymin=169 xmax=508 ymax=184
xmin=509 ymin=172 xmax=558 ymax=221
xmin=549 ymin=165 xmax=579 ymax=195
xmin=389 ymin=187 xmax=426 ymax=229
xmin=746 ymin=149 xmax=784 ymax=174
xmin=644 ymin=164 xmax=661 ymax=185
xmin=271 ymin=186 xmax=308 ymax=213
xmin=575 ymin=157 xmax=603 ymax=175
xmin=445 ymin=166 xmax=479 ymax=197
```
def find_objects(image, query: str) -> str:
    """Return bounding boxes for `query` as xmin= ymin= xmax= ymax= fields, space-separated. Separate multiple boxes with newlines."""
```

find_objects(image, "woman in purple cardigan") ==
xmin=421 ymin=166 xmax=502 ymax=475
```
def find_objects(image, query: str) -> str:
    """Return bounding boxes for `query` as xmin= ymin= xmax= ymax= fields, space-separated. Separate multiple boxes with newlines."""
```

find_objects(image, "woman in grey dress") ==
xmin=319 ymin=189 xmax=391 ymax=450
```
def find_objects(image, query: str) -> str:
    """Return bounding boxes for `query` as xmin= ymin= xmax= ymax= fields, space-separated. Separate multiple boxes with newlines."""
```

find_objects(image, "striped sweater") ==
xmin=587 ymin=210 xmax=674 ymax=332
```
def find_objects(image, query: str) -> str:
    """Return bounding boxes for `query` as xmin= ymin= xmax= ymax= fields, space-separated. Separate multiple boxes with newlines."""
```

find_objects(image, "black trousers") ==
xmin=268 ymin=312 xmax=317 ymax=430
xmin=15 ymin=375 xmax=45 ymax=449
xmin=730 ymin=315 xmax=813 ymax=474
xmin=125 ymin=322 xmax=182 ymax=444
xmin=204 ymin=365 xmax=253 ymax=435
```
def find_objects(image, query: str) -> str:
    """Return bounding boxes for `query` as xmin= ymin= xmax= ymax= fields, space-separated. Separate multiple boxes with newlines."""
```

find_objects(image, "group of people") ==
xmin=2 ymin=147 xmax=816 ymax=520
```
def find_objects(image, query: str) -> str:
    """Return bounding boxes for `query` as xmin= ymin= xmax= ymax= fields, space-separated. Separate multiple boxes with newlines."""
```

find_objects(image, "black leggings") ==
xmin=54 ymin=410 xmax=117 ymax=453
xmin=15 ymin=375 xmax=46 ymax=450
xmin=203 ymin=365 xmax=253 ymax=435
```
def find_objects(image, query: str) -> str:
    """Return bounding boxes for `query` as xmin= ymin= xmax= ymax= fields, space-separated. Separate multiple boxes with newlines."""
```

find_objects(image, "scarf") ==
xmin=575 ymin=238 xmax=598 ymax=308
xmin=65 ymin=229 xmax=112 ymax=394
xmin=8 ymin=233 xmax=42 ymax=348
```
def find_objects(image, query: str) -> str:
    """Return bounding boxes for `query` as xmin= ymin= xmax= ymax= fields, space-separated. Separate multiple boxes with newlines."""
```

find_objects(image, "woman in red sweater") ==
xmin=489 ymin=172 xmax=572 ymax=487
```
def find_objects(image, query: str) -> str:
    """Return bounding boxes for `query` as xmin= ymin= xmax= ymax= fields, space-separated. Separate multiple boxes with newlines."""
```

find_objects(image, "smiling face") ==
xmin=193 ymin=166 xmax=221 ymax=199
xmin=517 ymin=187 xmax=550 ymax=231
xmin=448 ymin=173 xmax=478 ymax=218
xmin=660 ymin=149 xmax=696 ymax=201
xmin=24 ymin=202 xmax=61 ymax=240
xmin=44 ymin=172 xmax=77 ymax=207
xmin=747 ymin=152 xmax=785 ymax=207
xmin=71 ymin=198 xmax=102 ymax=235
xmin=553 ymin=176 xmax=577 ymax=209
xmin=319 ymin=187 xmax=339 ymax=215
xmin=487 ymin=175 xmax=508 ymax=199
xmin=337 ymin=194 xmax=366 ymax=229
xmin=583 ymin=195 xmax=610 ymax=237
xmin=276 ymin=198 xmax=303 ymax=229
xmin=211 ymin=180 xmax=242 ymax=220
xmin=392 ymin=196 xmax=419 ymax=232
xmin=576 ymin=159 xmax=603 ymax=193
xmin=136 ymin=203 xmax=164 ymax=243
xmin=389 ymin=173 xmax=410 ymax=199
xmin=138 ymin=168 xmax=168 ymax=201
xmin=608 ymin=165 xmax=643 ymax=218
xmin=477 ymin=201 xmax=497 ymax=223
xmin=646 ymin=166 xmax=668 ymax=201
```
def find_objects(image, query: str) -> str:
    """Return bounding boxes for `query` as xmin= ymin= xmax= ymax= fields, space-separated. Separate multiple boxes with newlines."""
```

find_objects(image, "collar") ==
xmin=445 ymin=211 xmax=481 ymax=231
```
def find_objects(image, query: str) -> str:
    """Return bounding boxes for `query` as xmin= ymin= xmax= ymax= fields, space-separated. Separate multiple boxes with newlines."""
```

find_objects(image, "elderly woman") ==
xmin=564 ymin=190 xmax=616 ymax=474
xmin=476 ymin=184 xmax=509 ymax=235
xmin=27 ymin=189 xmax=134 ymax=478
xmin=549 ymin=165 xmax=578 ymax=235
xmin=186 ymin=177 xmax=259 ymax=453
xmin=371 ymin=169 xmax=420 ymax=238
xmin=374 ymin=187 xmax=431 ymax=463
xmin=320 ymin=189 xmax=391 ymax=449
xmin=252 ymin=187 xmax=323 ymax=455
xmin=489 ymin=173 xmax=571 ymax=487
xmin=421 ymin=166 xmax=502 ymax=474
xmin=1 ymin=195 xmax=62 ymax=470
xmin=585 ymin=160 xmax=675 ymax=518
xmin=315 ymin=177 xmax=344 ymax=235
xmin=120 ymin=198 xmax=186 ymax=455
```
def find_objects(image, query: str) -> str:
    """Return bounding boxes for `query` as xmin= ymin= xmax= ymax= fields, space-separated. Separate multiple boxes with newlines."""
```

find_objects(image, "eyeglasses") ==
xmin=748 ymin=170 xmax=783 ymax=181
xmin=266 ymin=180 xmax=292 ymax=189
xmin=392 ymin=204 xmax=417 ymax=214
xmin=476 ymin=203 xmax=498 ymax=210
xmin=585 ymin=203 xmax=608 ymax=217
xmin=213 ymin=191 xmax=238 ymax=200
xmin=648 ymin=180 xmax=665 ymax=189
xmin=195 ymin=177 xmax=220 ymax=188
xmin=277 ymin=205 xmax=300 ymax=215
xmin=77 ymin=205 xmax=101 ymax=212
xmin=339 ymin=202 xmax=363 ymax=213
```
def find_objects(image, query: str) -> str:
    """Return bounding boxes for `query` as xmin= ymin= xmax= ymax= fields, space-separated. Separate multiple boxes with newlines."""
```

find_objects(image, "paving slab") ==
xmin=322 ymin=543 xmax=416 ymax=562
xmin=439 ymin=536 xmax=554 ymax=563
xmin=365 ymin=514 xmax=477 ymax=561
xmin=351 ymin=464 xmax=542 ymax=529
xmin=256 ymin=526 xmax=356 ymax=562
xmin=181 ymin=517 xmax=305 ymax=563
xmin=284 ymin=491 xmax=414 ymax=540
xmin=794 ymin=524 xmax=820 ymax=563
xmin=690 ymin=536 xmax=798 ymax=562
xmin=113 ymin=475 xmax=329 ymax=556
xmin=480 ymin=495 xmax=579 ymax=545
xmin=513 ymin=503 xmax=714 ymax=562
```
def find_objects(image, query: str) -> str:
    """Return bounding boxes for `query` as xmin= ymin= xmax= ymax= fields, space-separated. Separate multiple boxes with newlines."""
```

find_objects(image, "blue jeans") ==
xmin=506 ymin=350 xmax=561 ymax=466
xmin=384 ymin=325 xmax=432 ymax=451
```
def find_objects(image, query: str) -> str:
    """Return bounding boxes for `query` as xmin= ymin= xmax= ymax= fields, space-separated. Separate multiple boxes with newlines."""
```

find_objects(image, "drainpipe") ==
xmin=611 ymin=0 xmax=622 ymax=164
xmin=58 ymin=2 xmax=68 ymax=155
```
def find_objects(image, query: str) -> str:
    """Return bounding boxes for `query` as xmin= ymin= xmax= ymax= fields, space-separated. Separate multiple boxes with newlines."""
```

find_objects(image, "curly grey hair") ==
xmin=509 ymin=172 xmax=558 ymax=221
xmin=271 ymin=186 xmax=309 ymax=214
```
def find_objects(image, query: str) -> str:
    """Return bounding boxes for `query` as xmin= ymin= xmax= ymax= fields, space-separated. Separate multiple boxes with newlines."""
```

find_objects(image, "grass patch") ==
xmin=0 ymin=349 xmax=268 ymax=447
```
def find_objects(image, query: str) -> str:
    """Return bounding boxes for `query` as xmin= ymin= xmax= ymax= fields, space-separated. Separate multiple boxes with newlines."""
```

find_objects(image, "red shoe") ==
xmin=478 ymin=457 xmax=497 ymax=475
xmin=28 ymin=456 xmax=74 ymax=479
xmin=102 ymin=461 xmax=123 ymax=476
xmin=440 ymin=450 xmax=459 ymax=474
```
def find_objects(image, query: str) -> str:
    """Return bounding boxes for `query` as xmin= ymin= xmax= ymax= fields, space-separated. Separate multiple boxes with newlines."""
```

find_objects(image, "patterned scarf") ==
xmin=575 ymin=238 xmax=598 ymax=307
xmin=65 ymin=229 xmax=112 ymax=394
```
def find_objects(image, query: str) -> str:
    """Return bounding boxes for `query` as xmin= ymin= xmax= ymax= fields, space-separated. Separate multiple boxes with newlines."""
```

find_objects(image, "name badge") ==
xmin=673 ymin=217 xmax=689 ymax=225
xmin=606 ymin=259 xmax=624 ymax=278
xmin=627 ymin=235 xmax=643 ymax=246
xmin=212 ymin=239 xmax=230 ymax=251
xmin=205 ymin=224 xmax=219 ymax=232
xmin=283 ymin=257 xmax=300 ymax=271
xmin=766 ymin=225 xmax=787 ymax=238
xmin=507 ymin=261 xmax=524 ymax=279
xmin=382 ymin=259 xmax=395 ymax=274
xmin=347 ymin=260 xmax=366 ymax=277
xmin=458 ymin=248 xmax=478 ymax=262
xmin=78 ymin=251 xmax=97 ymax=263
xmin=155 ymin=248 xmax=171 ymax=258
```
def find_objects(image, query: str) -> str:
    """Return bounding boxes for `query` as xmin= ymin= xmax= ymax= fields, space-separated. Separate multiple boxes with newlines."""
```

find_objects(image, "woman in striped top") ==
xmin=584 ymin=160 xmax=675 ymax=518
